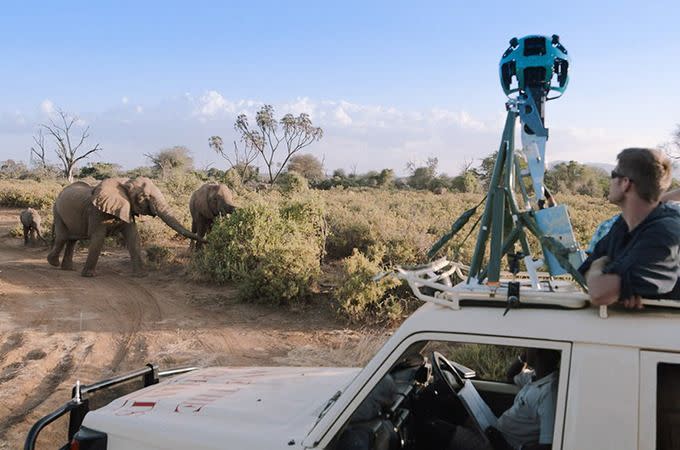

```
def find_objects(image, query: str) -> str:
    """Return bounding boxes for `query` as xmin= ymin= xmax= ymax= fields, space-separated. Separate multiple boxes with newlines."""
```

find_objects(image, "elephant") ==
xmin=47 ymin=177 xmax=205 ymax=277
xmin=189 ymin=183 xmax=236 ymax=249
xmin=19 ymin=208 xmax=47 ymax=246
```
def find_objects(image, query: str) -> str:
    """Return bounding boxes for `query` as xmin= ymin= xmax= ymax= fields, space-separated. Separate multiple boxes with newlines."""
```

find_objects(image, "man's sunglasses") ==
xmin=611 ymin=170 xmax=633 ymax=182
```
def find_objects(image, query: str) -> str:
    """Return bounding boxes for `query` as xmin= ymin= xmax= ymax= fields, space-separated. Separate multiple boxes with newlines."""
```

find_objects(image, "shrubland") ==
xmin=0 ymin=175 xmax=619 ymax=324
xmin=0 ymin=179 xmax=63 ymax=209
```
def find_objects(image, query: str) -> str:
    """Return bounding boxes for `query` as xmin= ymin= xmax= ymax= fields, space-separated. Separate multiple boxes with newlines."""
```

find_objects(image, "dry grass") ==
xmin=0 ymin=178 xmax=619 ymax=323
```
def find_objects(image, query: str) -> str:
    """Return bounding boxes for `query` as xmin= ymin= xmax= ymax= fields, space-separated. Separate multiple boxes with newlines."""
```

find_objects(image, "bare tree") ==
xmin=234 ymin=105 xmax=323 ymax=184
xmin=208 ymin=135 xmax=259 ymax=182
xmin=30 ymin=129 xmax=49 ymax=169
xmin=665 ymin=124 xmax=680 ymax=158
xmin=457 ymin=157 xmax=475 ymax=174
xmin=39 ymin=109 xmax=101 ymax=182
xmin=350 ymin=162 xmax=359 ymax=177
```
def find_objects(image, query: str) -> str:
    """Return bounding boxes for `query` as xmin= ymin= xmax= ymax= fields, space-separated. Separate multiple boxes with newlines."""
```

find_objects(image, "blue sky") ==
xmin=1 ymin=1 xmax=679 ymax=175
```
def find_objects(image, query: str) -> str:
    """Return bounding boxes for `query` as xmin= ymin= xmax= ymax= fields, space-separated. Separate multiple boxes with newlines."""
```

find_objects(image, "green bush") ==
xmin=334 ymin=248 xmax=410 ymax=324
xmin=276 ymin=171 xmax=309 ymax=194
xmin=192 ymin=196 xmax=325 ymax=305
xmin=160 ymin=171 xmax=203 ymax=200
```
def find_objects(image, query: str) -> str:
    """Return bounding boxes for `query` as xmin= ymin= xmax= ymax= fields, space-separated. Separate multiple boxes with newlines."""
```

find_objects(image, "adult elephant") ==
xmin=189 ymin=182 xmax=236 ymax=249
xmin=47 ymin=177 xmax=205 ymax=277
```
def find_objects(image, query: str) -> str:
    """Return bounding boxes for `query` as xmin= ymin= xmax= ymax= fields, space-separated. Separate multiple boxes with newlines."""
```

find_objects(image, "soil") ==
xmin=0 ymin=207 xmax=388 ymax=449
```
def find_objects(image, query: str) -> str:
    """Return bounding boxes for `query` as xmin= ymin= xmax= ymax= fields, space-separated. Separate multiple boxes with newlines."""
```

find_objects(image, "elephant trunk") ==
xmin=154 ymin=200 xmax=207 ymax=242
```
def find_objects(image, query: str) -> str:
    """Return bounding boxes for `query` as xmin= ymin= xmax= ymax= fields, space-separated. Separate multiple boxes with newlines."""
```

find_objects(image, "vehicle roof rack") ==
xmin=390 ymin=258 xmax=680 ymax=318
xmin=392 ymin=258 xmax=589 ymax=311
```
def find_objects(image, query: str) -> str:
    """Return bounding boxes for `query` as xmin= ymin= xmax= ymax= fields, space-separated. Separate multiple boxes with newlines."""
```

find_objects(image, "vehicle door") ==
xmin=303 ymin=332 xmax=571 ymax=450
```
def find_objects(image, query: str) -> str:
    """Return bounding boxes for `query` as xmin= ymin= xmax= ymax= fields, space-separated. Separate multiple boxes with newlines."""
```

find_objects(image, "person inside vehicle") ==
xmin=579 ymin=148 xmax=680 ymax=309
xmin=442 ymin=348 xmax=559 ymax=450
xmin=334 ymin=374 xmax=398 ymax=450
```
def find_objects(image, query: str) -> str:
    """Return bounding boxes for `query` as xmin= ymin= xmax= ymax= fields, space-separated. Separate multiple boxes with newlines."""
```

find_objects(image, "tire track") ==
xmin=0 ymin=332 xmax=23 ymax=362
xmin=96 ymin=271 xmax=160 ymax=373
xmin=0 ymin=354 xmax=74 ymax=439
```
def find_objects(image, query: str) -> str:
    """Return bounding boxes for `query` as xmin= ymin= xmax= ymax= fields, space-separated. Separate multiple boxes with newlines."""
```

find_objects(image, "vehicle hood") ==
xmin=82 ymin=366 xmax=360 ymax=449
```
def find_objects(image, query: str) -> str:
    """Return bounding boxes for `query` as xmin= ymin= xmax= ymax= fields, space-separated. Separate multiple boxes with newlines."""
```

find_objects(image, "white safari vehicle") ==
xmin=26 ymin=261 xmax=680 ymax=450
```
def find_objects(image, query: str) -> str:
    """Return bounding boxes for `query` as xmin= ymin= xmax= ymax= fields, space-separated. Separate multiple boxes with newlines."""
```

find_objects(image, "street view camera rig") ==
xmin=392 ymin=35 xmax=589 ymax=311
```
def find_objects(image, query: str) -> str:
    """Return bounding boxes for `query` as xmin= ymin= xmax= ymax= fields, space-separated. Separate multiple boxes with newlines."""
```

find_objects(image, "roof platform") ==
xmin=392 ymin=258 xmax=680 ymax=318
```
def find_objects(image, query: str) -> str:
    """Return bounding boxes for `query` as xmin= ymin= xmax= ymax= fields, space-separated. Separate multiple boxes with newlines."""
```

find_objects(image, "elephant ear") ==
xmin=207 ymin=185 xmax=220 ymax=216
xmin=92 ymin=178 xmax=133 ymax=223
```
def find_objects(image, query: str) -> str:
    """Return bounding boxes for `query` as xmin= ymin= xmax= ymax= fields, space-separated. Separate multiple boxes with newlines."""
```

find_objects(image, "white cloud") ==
xmin=333 ymin=106 xmax=352 ymax=126
xmin=135 ymin=105 xmax=143 ymax=114
xmin=284 ymin=97 xmax=317 ymax=117
xmin=194 ymin=90 xmax=236 ymax=118
xmin=122 ymin=96 xmax=129 ymax=104
xmin=430 ymin=108 xmax=486 ymax=130
xmin=40 ymin=99 xmax=54 ymax=115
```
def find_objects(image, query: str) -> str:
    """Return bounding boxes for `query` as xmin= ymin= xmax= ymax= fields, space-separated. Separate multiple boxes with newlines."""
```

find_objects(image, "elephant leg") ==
xmin=36 ymin=228 xmax=47 ymax=245
xmin=61 ymin=241 xmax=77 ymax=270
xmin=47 ymin=218 xmax=68 ymax=266
xmin=30 ymin=228 xmax=37 ymax=244
xmin=122 ymin=224 xmax=146 ymax=276
xmin=195 ymin=219 xmax=208 ymax=250
xmin=190 ymin=219 xmax=198 ymax=251
xmin=82 ymin=228 xmax=106 ymax=277
xmin=23 ymin=226 xmax=30 ymax=245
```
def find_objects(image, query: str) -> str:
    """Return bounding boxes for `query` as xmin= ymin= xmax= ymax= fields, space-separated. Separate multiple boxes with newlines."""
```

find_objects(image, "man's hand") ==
xmin=622 ymin=295 xmax=644 ymax=309
xmin=589 ymin=256 xmax=610 ymax=273
xmin=585 ymin=256 xmax=621 ymax=306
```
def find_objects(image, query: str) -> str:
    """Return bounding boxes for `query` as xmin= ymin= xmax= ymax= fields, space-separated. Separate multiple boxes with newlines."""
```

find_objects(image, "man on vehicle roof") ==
xmin=579 ymin=148 xmax=680 ymax=309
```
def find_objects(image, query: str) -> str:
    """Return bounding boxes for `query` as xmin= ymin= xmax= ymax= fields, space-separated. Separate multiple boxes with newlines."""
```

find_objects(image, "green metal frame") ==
xmin=466 ymin=107 xmax=586 ymax=289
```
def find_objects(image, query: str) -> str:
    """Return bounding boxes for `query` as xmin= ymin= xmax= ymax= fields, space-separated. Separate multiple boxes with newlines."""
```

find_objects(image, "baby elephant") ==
xmin=20 ymin=208 xmax=47 ymax=246
xmin=189 ymin=183 xmax=236 ymax=249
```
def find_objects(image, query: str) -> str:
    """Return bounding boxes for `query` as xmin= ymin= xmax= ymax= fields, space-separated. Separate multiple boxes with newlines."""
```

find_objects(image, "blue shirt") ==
xmin=579 ymin=203 xmax=680 ymax=301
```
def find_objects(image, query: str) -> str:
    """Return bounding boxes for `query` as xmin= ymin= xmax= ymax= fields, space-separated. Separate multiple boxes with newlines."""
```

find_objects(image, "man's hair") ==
xmin=536 ymin=348 xmax=561 ymax=372
xmin=617 ymin=148 xmax=672 ymax=202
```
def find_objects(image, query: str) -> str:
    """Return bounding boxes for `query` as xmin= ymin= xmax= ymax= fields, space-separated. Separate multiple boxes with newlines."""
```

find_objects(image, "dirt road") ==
xmin=0 ymin=207 xmax=386 ymax=449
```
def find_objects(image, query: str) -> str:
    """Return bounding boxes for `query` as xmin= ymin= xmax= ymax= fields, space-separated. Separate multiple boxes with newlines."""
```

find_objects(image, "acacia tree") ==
xmin=38 ymin=108 xmax=102 ymax=182
xmin=208 ymin=135 xmax=259 ymax=182
xmin=286 ymin=153 xmax=325 ymax=182
xmin=145 ymin=146 xmax=194 ymax=179
xmin=234 ymin=105 xmax=323 ymax=185
xmin=406 ymin=157 xmax=439 ymax=190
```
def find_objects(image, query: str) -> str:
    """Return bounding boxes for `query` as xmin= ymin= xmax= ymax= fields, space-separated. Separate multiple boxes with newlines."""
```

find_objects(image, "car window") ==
xmin=657 ymin=363 xmax=680 ymax=450
xmin=422 ymin=341 xmax=520 ymax=382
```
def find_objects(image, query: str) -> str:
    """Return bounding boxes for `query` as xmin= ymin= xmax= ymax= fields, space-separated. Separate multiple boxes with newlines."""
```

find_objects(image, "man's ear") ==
xmin=623 ymin=178 xmax=634 ymax=194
